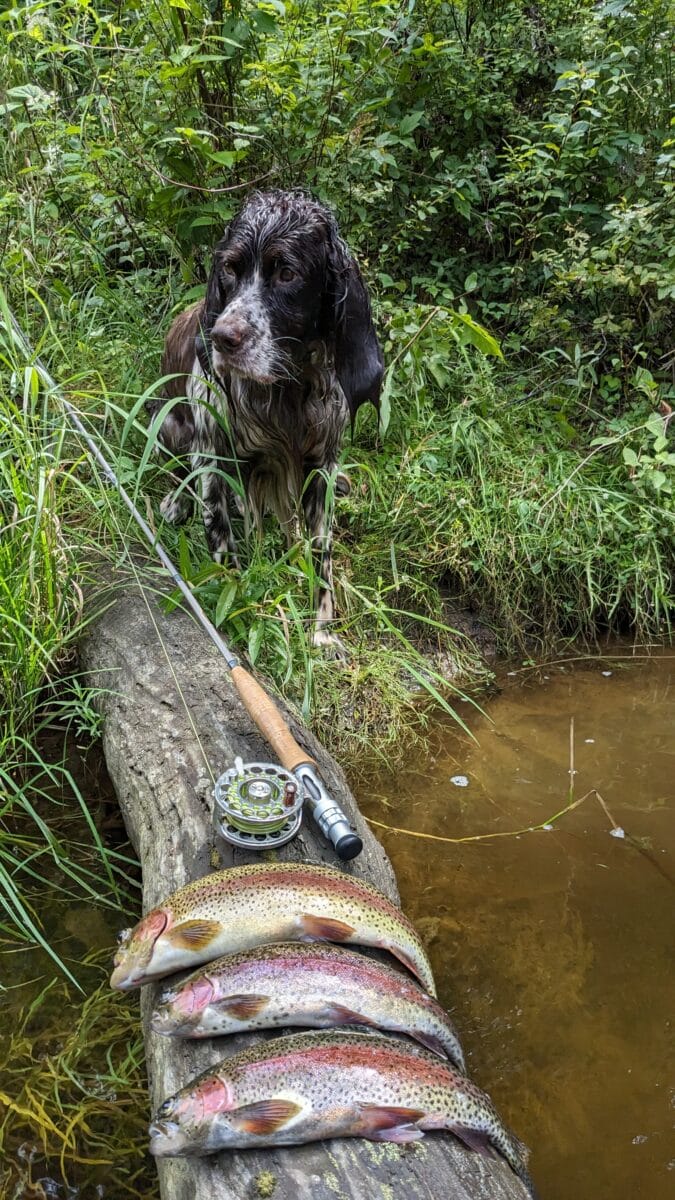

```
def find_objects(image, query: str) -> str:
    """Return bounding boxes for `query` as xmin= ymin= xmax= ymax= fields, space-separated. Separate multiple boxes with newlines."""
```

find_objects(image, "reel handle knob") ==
xmin=333 ymin=829 xmax=363 ymax=861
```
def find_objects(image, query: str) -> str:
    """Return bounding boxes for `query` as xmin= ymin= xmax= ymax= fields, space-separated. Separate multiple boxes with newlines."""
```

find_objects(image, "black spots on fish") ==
xmin=228 ymin=1098 xmax=301 ymax=1135
xmin=164 ymin=919 xmax=222 ymax=950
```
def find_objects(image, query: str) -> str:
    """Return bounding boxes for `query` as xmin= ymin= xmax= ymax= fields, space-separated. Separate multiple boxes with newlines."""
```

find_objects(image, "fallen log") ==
xmin=82 ymin=586 xmax=530 ymax=1200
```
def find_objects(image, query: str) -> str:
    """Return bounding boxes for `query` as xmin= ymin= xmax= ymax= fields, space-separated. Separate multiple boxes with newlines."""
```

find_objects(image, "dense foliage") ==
xmin=2 ymin=0 xmax=673 ymax=359
xmin=0 ymin=2 xmax=673 ymax=1191
xmin=2 ymin=0 xmax=673 ymax=671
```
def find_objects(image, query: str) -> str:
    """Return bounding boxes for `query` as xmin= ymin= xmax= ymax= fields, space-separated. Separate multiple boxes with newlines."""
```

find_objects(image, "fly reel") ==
xmin=213 ymin=757 xmax=304 ymax=850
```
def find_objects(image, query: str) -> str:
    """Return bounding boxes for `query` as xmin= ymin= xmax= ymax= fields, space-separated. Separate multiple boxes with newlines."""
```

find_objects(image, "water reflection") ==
xmin=356 ymin=653 xmax=675 ymax=1200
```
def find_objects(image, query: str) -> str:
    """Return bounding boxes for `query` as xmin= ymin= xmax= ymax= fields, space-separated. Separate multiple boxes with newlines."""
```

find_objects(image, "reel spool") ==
xmin=213 ymin=757 xmax=304 ymax=850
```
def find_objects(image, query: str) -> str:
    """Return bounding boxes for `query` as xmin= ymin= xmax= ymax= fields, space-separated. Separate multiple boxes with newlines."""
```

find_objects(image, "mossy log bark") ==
xmin=82 ymin=588 xmax=529 ymax=1200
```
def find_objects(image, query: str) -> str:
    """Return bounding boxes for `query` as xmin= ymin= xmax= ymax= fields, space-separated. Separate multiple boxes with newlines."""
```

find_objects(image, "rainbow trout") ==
xmin=111 ymin=863 xmax=435 ymax=995
xmin=151 ymin=942 xmax=464 ymax=1069
xmin=148 ymin=1031 xmax=536 ymax=1197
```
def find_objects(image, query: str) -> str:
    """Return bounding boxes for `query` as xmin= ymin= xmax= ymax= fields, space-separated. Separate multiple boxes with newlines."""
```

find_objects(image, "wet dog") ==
xmin=150 ymin=190 xmax=383 ymax=648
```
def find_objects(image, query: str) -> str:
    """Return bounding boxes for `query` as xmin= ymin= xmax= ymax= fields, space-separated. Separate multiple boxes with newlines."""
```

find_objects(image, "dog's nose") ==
xmin=211 ymin=319 xmax=248 ymax=353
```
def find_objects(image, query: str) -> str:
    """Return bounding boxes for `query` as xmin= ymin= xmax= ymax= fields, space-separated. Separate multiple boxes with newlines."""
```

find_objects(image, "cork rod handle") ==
xmin=230 ymin=665 xmax=317 ymax=774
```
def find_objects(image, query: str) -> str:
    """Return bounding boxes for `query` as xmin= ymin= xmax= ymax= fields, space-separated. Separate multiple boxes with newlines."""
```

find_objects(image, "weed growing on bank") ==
xmin=344 ymin=317 xmax=674 ymax=650
xmin=0 ymin=973 xmax=158 ymax=1199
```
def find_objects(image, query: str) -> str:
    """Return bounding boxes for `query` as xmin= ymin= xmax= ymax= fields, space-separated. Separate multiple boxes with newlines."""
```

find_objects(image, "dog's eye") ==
xmin=276 ymin=266 xmax=296 ymax=283
xmin=220 ymin=263 xmax=237 ymax=281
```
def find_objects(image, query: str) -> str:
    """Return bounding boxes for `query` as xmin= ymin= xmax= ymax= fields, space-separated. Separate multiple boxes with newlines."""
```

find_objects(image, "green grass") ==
xmin=0 ymin=298 xmax=140 ymax=974
xmin=343 ymin=313 xmax=674 ymax=653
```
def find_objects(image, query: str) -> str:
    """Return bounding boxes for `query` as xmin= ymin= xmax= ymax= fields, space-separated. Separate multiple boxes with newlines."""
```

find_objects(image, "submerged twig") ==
xmin=366 ymin=788 xmax=596 ymax=844
xmin=366 ymin=789 xmax=675 ymax=888
xmin=569 ymin=715 xmax=575 ymax=802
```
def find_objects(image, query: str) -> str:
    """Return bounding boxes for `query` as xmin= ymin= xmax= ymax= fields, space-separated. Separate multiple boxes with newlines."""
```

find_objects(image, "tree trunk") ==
xmin=81 ymin=587 xmax=530 ymax=1200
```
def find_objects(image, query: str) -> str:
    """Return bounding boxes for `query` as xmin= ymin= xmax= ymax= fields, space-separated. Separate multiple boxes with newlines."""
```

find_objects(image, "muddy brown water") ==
xmin=355 ymin=651 xmax=675 ymax=1200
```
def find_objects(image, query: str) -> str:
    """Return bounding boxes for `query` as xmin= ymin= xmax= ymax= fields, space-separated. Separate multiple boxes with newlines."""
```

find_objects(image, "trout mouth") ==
xmin=150 ymin=1006 xmax=200 ymax=1037
xmin=110 ymin=908 xmax=169 ymax=990
xmin=149 ymin=1118 xmax=178 ymax=1138
xmin=151 ymin=976 xmax=217 ymax=1034
xmin=148 ymin=1077 xmax=233 ymax=1156
xmin=148 ymin=1118 xmax=186 ymax=1157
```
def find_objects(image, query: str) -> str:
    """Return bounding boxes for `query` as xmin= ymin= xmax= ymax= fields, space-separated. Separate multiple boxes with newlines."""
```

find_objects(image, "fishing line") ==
xmin=6 ymin=310 xmax=362 ymax=859
xmin=116 ymin=544 xmax=217 ymax=786
xmin=367 ymin=786 xmax=675 ymax=889
xmin=38 ymin=372 xmax=217 ymax=782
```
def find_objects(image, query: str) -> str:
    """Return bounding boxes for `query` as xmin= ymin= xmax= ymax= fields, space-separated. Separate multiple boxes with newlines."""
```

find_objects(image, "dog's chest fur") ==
xmin=190 ymin=358 xmax=349 ymax=526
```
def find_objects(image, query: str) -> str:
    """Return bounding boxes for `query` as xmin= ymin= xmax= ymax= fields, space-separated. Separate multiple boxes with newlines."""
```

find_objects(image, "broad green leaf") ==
xmin=379 ymin=367 xmax=394 ymax=437
xmin=400 ymin=111 xmax=424 ymax=136
xmin=216 ymin=581 xmax=239 ymax=627
xmin=248 ymin=620 xmax=264 ymax=665
xmin=452 ymin=312 xmax=502 ymax=357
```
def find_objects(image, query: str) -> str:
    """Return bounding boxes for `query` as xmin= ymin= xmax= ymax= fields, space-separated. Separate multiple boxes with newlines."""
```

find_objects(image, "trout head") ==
xmin=150 ymin=976 xmax=217 ymax=1035
xmin=110 ymin=908 xmax=170 ymax=990
xmin=149 ymin=1075 xmax=234 ymax=1157
xmin=149 ymin=1075 xmax=304 ymax=1156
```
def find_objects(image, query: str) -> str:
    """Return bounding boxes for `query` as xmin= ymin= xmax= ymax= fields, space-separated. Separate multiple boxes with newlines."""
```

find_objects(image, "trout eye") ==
xmin=157 ymin=1098 xmax=176 ymax=1119
xmin=117 ymin=927 xmax=131 ymax=946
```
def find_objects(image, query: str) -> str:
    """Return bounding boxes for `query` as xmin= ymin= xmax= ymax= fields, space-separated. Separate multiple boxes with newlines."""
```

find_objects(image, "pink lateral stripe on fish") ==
xmin=148 ymin=1030 xmax=537 ymax=1199
xmin=151 ymin=941 xmax=464 ymax=1069
xmin=110 ymin=862 xmax=435 ymax=995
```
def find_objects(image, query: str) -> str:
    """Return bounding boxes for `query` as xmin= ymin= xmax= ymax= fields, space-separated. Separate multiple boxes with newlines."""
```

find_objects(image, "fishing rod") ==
xmin=7 ymin=312 xmax=362 ymax=860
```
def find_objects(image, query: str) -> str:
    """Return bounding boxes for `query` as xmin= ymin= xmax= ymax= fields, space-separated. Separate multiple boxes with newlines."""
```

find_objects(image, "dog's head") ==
xmin=197 ymin=190 xmax=383 ymax=416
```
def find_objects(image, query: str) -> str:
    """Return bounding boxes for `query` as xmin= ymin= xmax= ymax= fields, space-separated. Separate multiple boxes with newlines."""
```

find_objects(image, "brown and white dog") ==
xmin=149 ymin=190 xmax=383 ymax=649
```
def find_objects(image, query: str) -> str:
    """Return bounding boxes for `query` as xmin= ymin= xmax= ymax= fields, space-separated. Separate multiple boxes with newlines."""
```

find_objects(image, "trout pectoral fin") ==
xmin=299 ymin=914 xmax=355 ymax=942
xmin=359 ymin=1105 xmax=426 ymax=1143
xmin=217 ymin=994 xmax=269 ymax=1020
xmin=164 ymin=919 xmax=221 ymax=950
xmin=229 ymin=1099 xmax=302 ymax=1135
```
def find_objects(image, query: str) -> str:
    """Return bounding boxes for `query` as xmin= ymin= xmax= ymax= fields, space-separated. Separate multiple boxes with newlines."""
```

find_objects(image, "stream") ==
xmin=1 ymin=651 xmax=672 ymax=1198
xmin=355 ymin=649 xmax=674 ymax=1200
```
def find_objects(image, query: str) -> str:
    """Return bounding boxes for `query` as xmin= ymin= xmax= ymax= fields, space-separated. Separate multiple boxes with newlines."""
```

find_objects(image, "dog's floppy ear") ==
xmin=325 ymin=228 xmax=384 ymax=419
xmin=195 ymin=231 xmax=230 ymax=375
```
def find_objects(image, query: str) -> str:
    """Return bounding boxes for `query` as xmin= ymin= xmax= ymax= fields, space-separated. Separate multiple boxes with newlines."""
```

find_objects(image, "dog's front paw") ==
xmin=160 ymin=490 xmax=192 ymax=525
xmin=312 ymin=628 xmax=349 ymax=660
xmin=211 ymin=537 xmax=242 ymax=571
xmin=335 ymin=471 xmax=351 ymax=498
